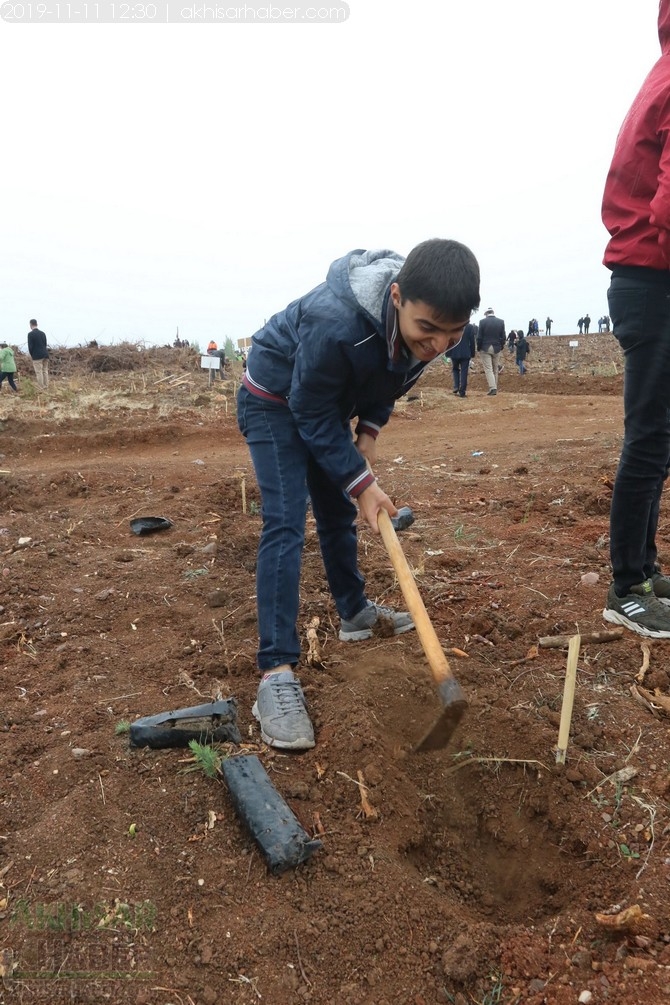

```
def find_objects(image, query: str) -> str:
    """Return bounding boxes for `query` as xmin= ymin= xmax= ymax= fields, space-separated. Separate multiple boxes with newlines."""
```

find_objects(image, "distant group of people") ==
xmin=598 ymin=315 xmax=611 ymax=332
xmin=521 ymin=317 xmax=551 ymax=336
xmin=448 ymin=308 xmax=531 ymax=397
xmin=577 ymin=314 xmax=592 ymax=334
xmin=0 ymin=325 xmax=253 ymax=393
xmin=0 ymin=320 xmax=50 ymax=394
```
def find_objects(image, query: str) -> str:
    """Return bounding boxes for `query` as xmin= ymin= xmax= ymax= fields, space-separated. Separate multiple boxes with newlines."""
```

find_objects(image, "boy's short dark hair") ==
xmin=395 ymin=238 xmax=480 ymax=321
xmin=29 ymin=319 xmax=37 ymax=326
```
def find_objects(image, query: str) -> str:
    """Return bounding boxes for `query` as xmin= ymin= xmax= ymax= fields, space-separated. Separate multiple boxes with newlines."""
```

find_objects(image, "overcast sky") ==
xmin=0 ymin=0 xmax=662 ymax=349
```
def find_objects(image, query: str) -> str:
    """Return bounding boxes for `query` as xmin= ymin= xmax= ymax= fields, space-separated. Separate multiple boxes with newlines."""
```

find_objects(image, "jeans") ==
xmin=451 ymin=359 xmax=469 ymax=394
xmin=0 ymin=372 xmax=18 ymax=391
xmin=517 ymin=360 xmax=526 ymax=375
xmin=608 ymin=271 xmax=670 ymax=594
xmin=479 ymin=348 xmax=501 ymax=390
xmin=237 ymin=386 xmax=366 ymax=670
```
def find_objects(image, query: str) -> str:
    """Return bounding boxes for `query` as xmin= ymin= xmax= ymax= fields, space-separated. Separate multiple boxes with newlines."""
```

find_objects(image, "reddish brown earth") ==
xmin=2 ymin=335 xmax=670 ymax=1005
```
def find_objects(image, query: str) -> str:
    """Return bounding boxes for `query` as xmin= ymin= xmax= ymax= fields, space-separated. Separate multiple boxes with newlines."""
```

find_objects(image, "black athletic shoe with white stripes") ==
xmin=603 ymin=579 xmax=670 ymax=638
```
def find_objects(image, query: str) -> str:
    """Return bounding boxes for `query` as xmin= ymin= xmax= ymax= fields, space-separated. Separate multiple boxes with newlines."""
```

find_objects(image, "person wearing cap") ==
xmin=476 ymin=307 xmax=506 ymax=395
xmin=0 ymin=343 xmax=19 ymax=393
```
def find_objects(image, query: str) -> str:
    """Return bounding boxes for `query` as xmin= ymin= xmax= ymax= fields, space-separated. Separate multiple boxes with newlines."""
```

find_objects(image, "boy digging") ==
xmin=238 ymin=239 xmax=481 ymax=749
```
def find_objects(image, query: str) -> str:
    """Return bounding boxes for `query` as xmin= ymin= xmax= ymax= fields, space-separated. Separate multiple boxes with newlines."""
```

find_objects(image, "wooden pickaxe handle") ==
xmin=377 ymin=508 xmax=454 ymax=685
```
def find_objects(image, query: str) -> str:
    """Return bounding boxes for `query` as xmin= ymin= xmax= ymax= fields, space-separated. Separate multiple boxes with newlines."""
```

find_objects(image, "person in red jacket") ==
xmin=601 ymin=0 xmax=670 ymax=638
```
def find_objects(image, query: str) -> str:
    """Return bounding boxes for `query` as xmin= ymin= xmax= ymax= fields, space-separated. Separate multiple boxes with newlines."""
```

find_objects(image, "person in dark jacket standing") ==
xmin=449 ymin=321 xmax=477 ymax=397
xmin=476 ymin=307 xmax=506 ymax=395
xmin=601 ymin=0 xmax=670 ymax=638
xmin=237 ymin=240 xmax=480 ymax=750
xmin=515 ymin=332 xmax=531 ymax=374
xmin=27 ymin=320 xmax=49 ymax=390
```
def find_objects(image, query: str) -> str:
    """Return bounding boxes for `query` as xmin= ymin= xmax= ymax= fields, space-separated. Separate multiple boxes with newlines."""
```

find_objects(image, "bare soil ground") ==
xmin=2 ymin=335 xmax=670 ymax=1005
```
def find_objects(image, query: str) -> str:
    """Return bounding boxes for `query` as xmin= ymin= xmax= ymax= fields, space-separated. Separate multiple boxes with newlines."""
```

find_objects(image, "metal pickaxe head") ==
xmin=391 ymin=506 xmax=415 ymax=532
xmin=413 ymin=678 xmax=468 ymax=752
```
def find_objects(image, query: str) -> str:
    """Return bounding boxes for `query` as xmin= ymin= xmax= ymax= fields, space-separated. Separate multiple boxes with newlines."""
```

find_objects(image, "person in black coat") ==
xmin=27 ymin=319 xmax=49 ymax=390
xmin=448 ymin=321 xmax=477 ymax=397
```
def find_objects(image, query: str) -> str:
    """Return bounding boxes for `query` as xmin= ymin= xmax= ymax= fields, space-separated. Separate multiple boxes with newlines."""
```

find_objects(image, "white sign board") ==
xmin=200 ymin=355 xmax=221 ymax=370
xmin=569 ymin=340 xmax=579 ymax=348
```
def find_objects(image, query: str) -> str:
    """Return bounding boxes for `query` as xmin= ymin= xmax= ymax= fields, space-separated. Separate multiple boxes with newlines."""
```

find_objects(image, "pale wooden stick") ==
xmin=305 ymin=617 xmax=321 ymax=666
xmin=635 ymin=642 xmax=651 ymax=684
xmin=240 ymin=476 xmax=247 ymax=515
xmin=556 ymin=634 xmax=581 ymax=764
xmin=539 ymin=628 xmax=622 ymax=649
xmin=356 ymin=770 xmax=379 ymax=820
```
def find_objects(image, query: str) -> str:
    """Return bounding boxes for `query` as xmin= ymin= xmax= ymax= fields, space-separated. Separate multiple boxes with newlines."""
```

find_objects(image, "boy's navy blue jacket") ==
xmin=448 ymin=322 xmax=476 ymax=360
xmin=243 ymin=250 xmax=431 ymax=498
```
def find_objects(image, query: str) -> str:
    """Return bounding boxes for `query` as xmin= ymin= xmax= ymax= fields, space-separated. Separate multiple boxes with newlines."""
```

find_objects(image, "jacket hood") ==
xmin=327 ymin=249 xmax=405 ymax=326
xmin=659 ymin=0 xmax=670 ymax=54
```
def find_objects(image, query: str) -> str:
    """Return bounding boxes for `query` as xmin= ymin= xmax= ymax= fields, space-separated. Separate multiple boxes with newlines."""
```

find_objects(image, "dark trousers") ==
xmin=608 ymin=270 xmax=670 ymax=594
xmin=451 ymin=359 xmax=469 ymax=395
xmin=0 ymin=372 xmax=17 ymax=391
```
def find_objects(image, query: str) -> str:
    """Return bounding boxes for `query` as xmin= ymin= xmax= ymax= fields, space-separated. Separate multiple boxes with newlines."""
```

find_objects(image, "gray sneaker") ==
xmin=339 ymin=601 xmax=415 ymax=642
xmin=252 ymin=670 xmax=315 ymax=750
xmin=603 ymin=580 xmax=670 ymax=638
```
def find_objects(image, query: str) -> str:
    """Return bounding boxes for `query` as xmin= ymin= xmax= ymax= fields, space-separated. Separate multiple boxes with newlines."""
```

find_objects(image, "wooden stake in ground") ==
xmin=556 ymin=634 xmax=581 ymax=765
xmin=240 ymin=476 xmax=247 ymax=515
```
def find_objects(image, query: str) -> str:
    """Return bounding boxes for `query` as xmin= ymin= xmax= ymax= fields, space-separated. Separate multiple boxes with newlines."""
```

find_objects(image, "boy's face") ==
xmin=391 ymin=283 xmax=468 ymax=362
